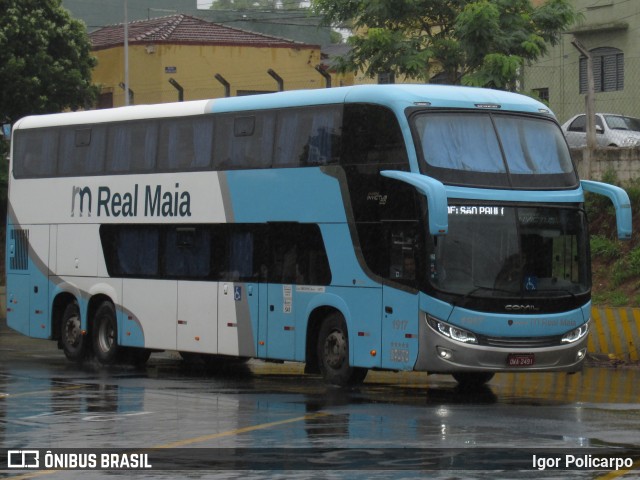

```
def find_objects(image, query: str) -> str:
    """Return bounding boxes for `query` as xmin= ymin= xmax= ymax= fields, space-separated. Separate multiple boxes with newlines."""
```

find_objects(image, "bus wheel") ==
xmin=60 ymin=302 xmax=89 ymax=362
xmin=92 ymin=302 xmax=122 ymax=365
xmin=452 ymin=372 xmax=495 ymax=388
xmin=317 ymin=313 xmax=368 ymax=387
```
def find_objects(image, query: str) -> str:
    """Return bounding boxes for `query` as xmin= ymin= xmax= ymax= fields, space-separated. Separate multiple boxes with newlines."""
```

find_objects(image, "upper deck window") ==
xmin=413 ymin=112 xmax=577 ymax=189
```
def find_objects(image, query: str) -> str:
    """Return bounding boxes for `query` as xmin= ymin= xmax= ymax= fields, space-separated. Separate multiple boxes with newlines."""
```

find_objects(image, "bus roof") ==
xmin=210 ymin=84 xmax=553 ymax=116
xmin=13 ymin=100 xmax=212 ymax=130
xmin=13 ymin=84 xmax=552 ymax=130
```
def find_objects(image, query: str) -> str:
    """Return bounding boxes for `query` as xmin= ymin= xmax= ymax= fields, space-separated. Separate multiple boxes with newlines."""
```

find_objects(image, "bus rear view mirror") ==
xmin=581 ymin=180 xmax=632 ymax=240
xmin=380 ymin=170 xmax=448 ymax=236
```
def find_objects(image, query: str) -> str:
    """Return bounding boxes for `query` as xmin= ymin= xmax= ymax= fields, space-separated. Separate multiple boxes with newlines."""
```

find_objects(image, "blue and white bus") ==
xmin=6 ymin=84 xmax=631 ymax=387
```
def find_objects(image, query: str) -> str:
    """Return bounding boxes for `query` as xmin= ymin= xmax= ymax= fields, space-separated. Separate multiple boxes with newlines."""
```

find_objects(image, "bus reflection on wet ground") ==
xmin=1 ymin=322 xmax=639 ymax=479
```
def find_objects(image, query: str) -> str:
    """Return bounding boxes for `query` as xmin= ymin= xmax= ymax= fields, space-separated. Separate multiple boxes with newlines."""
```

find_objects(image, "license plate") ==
xmin=507 ymin=353 xmax=535 ymax=367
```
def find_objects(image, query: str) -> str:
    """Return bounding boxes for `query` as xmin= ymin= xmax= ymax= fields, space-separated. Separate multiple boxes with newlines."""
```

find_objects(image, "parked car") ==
xmin=561 ymin=113 xmax=640 ymax=147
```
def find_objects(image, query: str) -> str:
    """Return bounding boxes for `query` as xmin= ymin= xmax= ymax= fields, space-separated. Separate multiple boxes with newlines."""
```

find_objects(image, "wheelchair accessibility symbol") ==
xmin=234 ymin=286 xmax=242 ymax=301
xmin=524 ymin=275 xmax=538 ymax=291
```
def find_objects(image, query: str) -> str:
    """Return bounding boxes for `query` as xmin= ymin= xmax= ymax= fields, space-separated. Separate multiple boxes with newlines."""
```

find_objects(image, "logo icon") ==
xmin=8 ymin=450 xmax=40 ymax=469
xmin=71 ymin=186 xmax=92 ymax=217
xmin=234 ymin=286 xmax=242 ymax=301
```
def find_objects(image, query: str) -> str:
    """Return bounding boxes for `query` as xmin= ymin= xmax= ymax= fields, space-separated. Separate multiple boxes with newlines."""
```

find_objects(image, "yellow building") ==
xmin=90 ymin=14 xmax=326 ymax=107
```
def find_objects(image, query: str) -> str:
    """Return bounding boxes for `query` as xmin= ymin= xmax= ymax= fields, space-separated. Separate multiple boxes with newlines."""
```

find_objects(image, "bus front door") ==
xmin=381 ymin=285 xmax=419 ymax=370
xmin=263 ymin=283 xmax=297 ymax=361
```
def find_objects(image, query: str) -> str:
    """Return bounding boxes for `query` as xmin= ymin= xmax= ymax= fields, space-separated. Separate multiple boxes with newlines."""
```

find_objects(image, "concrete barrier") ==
xmin=589 ymin=307 xmax=640 ymax=362
xmin=571 ymin=146 xmax=640 ymax=182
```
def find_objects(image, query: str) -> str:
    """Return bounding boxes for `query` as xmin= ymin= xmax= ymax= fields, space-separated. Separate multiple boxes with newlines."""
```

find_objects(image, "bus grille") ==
xmin=477 ymin=334 xmax=563 ymax=348
xmin=10 ymin=229 xmax=29 ymax=271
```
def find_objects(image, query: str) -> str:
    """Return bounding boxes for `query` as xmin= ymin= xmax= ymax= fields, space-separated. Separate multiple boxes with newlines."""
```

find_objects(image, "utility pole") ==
xmin=571 ymin=38 xmax=596 ymax=151
xmin=124 ymin=0 xmax=130 ymax=106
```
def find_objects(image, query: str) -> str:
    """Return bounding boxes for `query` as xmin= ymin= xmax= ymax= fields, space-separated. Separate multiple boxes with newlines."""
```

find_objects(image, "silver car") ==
xmin=561 ymin=113 xmax=640 ymax=147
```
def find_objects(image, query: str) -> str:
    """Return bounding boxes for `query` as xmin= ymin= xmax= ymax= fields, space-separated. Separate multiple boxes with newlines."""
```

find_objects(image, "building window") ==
xmin=532 ymin=88 xmax=549 ymax=103
xmin=430 ymin=71 xmax=455 ymax=85
xmin=377 ymin=72 xmax=395 ymax=84
xmin=579 ymin=47 xmax=624 ymax=93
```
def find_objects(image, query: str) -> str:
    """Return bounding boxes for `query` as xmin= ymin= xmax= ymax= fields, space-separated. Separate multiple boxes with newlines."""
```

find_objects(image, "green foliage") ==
xmin=592 ymin=290 xmax=628 ymax=308
xmin=0 ymin=1 xmax=97 ymax=278
xmin=588 ymin=175 xmax=640 ymax=306
xmin=312 ymin=0 xmax=577 ymax=89
xmin=623 ymin=176 xmax=640 ymax=209
xmin=590 ymin=235 xmax=621 ymax=261
xmin=0 ymin=0 xmax=98 ymax=126
xmin=607 ymin=247 xmax=640 ymax=289
xmin=462 ymin=53 xmax=523 ymax=91
xmin=600 ymin=168 xmax=619 ymax=186
xmin=585 ymin=169 xmax=619 ymax=221
xmin=626 ymin=249 xmax=640 ymax=277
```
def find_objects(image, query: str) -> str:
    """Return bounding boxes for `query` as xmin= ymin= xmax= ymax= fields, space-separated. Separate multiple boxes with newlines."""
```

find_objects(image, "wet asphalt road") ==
xmin=1 ymin=320 xmax=640 ymax=480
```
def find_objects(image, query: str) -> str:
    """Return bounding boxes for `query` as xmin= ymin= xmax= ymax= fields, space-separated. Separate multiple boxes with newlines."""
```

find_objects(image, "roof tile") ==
xmin=90 ymin=14 xmax=317 ymax=50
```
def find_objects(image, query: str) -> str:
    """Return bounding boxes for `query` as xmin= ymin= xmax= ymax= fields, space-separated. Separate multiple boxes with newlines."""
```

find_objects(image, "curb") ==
xmin=589 ymin=307 xmax=640 ymax=362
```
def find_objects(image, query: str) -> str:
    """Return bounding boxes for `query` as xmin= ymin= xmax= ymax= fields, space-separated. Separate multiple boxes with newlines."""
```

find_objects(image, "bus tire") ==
xmin=317 ymin=313 xmax=368 ymax=387
xmin=60 ymin=302 xmax=89 ymax=362
xmin=92 ymin=301 xmax=122 ymax=365
xmin=452 ymin=372 xmax=495 ymax=388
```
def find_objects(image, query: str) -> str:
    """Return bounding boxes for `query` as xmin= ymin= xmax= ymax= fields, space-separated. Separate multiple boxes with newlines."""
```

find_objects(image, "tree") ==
xmin=0 ymin=0 xmax=97 ymax=127
xmin=312 ymin=0 xmax=577 ymax=91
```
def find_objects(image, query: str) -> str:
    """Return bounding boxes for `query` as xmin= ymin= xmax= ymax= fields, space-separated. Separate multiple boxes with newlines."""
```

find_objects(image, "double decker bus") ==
xmin=6 ymin=84 xmax=631 ymax=387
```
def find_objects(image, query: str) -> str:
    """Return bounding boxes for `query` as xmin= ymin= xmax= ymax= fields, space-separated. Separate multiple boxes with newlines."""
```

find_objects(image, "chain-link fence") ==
xmin=521 ymin=41 xmax=640 ymax=126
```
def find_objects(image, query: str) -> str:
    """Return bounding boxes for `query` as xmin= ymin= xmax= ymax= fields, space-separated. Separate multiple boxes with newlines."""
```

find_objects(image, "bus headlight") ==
xmin=426 ymin=315 xmax=478 ymax=344
xmin=561 ymin=321 xmax=590 ymax=344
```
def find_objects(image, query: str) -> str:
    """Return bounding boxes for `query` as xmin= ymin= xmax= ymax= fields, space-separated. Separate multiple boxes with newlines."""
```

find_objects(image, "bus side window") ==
xmin=273 ymin=107 xmax=342 ymax=167
xmin=163 ymin=227 xmax=211 ymax=278
xmin=13 ymin=129 xmax=58 ymax=178
xmin=341 ymin=104 xmax=408 ymax=166
xmin=59 ymin=126 xmax=106 ymax=176
xmin=357 ymin=221 xmax=421 ymax=288
xmin=227 ymin=230 xmax=255 ymax=280
xmin=100 ymin=225 xmax=160 ymax=277
xmin=214 ymin=113 xmax=274 ymax=169
xmin=106 ymin=121 xmax=158 ymax=173
xmin=268 ymin=224 xmax=331 ymax=285
xmin=158 ymin=118 xmax=214 ymax=171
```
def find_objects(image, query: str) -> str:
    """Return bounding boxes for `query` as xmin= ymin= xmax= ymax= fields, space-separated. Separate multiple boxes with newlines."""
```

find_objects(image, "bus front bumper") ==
xmin=414 ymin=316 xmax=589 ymax=374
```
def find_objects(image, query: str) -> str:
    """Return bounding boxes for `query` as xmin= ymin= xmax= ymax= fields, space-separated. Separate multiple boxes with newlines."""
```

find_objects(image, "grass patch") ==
xmin=587 ymin=172 xmax=640 ymax=306
xmin=591 ymin=290 xmax=629 ymax=307
xmin=590 ymin=234 xmax=622 ymax=260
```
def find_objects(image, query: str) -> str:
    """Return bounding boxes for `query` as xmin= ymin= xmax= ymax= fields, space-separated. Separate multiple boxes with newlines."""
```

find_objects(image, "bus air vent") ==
xmin=10 ymin=228 xmax=29 ymax=271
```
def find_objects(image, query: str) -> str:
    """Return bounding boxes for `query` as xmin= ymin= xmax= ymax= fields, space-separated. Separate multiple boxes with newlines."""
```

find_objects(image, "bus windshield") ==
xmin=429 ymin=205 xmax=590 ymax=298
xmin=413 ymin=112 xmax=577 ymax=188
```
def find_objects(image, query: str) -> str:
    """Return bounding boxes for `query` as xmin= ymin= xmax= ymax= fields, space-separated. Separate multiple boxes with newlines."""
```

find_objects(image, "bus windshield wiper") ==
xmin=456 ymin=285 xmax=516 ymax=306
xmin=530 ymin=287 xmax=577 ymax=300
